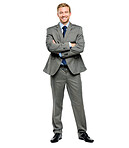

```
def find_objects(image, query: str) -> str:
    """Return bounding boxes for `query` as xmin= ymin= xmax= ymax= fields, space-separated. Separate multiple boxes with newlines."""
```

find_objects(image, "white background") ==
xmin=0 ymin=0 xmax=129 ymax=147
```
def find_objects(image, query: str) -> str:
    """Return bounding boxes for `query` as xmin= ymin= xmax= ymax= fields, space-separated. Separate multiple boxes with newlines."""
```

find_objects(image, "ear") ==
xmin=57 ymin=12 xmax=59 ymax=18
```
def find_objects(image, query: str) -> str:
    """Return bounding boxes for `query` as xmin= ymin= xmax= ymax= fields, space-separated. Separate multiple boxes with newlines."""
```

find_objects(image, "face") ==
xmin=57 ymin=7 xmax=71 ymax=25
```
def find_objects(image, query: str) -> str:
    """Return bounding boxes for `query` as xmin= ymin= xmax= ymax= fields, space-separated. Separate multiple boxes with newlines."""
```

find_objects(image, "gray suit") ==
xmin=44 ymin=22 xmax=87 ymax=75
xmin=44 ymin=22 xmax=87 ymax=135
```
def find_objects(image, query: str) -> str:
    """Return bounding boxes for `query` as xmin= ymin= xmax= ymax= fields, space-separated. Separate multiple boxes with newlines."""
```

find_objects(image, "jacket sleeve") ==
xmin=61 ymin=27 xmax=85 ymax=58
xmin=46 ymin=28 xmax=70 ymax=54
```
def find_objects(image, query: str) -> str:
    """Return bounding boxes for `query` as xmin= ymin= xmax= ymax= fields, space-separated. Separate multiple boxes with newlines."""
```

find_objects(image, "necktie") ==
xmin=62 ymin=26 xmax=67 ymax=37
xmin=62 ymin=26 xmax=67 ymax=65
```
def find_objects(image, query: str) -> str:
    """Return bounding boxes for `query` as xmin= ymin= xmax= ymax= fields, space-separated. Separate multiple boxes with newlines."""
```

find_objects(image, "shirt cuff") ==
xmin=69 ymin=42 xmax=72 ymax=48
xmin=59 ymin=53 xmax=62 ymax=57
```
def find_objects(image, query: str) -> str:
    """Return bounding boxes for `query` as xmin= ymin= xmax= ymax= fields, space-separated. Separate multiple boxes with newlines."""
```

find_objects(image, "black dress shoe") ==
xmin=79 ymin=132 xmax=94 ymax=143
xmin=50 ymin=133 xmax=62 ymax=143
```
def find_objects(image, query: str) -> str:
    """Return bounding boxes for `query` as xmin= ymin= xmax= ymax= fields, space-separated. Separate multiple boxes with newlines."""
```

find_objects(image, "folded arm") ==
xmin=61 ymin=27 xmax=85 ymax=58
xmin=46 ymin=28 xmax=70 ymax=54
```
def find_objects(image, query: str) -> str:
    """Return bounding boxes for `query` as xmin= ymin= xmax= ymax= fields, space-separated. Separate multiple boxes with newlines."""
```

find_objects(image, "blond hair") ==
xmin=57 ymin=3 xmax=71 ymax=13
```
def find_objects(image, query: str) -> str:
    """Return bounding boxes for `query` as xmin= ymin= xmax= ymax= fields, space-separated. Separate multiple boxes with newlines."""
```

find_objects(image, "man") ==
xmin=43 ymin=3 xmax=94 ymax=143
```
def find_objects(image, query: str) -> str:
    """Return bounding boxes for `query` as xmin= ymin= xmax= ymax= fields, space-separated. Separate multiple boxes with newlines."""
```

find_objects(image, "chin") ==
xmin=61 ymin=20 xmax=69 ymax=24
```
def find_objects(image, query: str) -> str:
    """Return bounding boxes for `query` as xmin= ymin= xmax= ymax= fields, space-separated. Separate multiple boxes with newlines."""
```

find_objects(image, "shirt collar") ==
xmin=59 ymin=22 xmax=70 ymax=29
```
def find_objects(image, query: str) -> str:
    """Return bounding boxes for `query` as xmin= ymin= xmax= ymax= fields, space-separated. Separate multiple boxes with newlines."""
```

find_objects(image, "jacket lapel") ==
xmin=56 ymin=23 xmax=63 ymax=42
xmin=64 ymin=22 xmax=72 ymax=41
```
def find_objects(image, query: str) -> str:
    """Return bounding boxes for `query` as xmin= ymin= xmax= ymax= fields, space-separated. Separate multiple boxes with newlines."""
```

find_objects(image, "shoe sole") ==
xmin=79 ymin=137 xmax=94 ymax=143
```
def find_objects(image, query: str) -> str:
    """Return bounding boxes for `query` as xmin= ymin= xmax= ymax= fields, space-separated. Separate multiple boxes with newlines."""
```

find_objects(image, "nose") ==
xmin=62 ymin=13 xmax=65 ymax=16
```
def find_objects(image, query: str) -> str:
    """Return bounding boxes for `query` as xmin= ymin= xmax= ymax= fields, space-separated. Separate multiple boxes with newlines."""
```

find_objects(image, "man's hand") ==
xmin=71 ymin=43 xmax=76 ymax=47
xmin=53 ymin=40 xmax=55 ymax=44
xmin=53 ymin=40 xmax=59 ymax=54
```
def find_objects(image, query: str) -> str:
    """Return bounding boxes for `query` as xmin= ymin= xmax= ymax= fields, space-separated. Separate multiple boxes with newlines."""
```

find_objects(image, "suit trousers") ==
xmin=50 ymin=66 xmax=87 ymax=134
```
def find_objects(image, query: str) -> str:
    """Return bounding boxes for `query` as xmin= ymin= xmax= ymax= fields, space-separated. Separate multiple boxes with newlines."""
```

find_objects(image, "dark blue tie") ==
xmin=62 ymin=26 xmax=67 ymax=65
xmin=62 ymin=26 xmax=67 ymax=37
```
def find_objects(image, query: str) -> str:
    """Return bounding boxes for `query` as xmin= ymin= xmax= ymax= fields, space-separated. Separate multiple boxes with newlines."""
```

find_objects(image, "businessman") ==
xmin=43 ymin=3 xmax=94 ymax=143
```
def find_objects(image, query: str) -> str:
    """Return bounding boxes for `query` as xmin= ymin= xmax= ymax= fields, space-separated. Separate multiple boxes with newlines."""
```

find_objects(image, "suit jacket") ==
xmin=43 ymin=22 xmax=87 ymax=76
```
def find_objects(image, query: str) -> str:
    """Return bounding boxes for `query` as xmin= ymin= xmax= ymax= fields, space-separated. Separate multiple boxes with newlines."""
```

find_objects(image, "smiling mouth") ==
xmin=62 ymin=17 xmax=67 ymax=20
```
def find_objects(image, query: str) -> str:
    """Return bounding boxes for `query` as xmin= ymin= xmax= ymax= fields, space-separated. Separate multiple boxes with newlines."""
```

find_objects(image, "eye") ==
xmin=59 ymin=12 xmax=63 ymax=14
